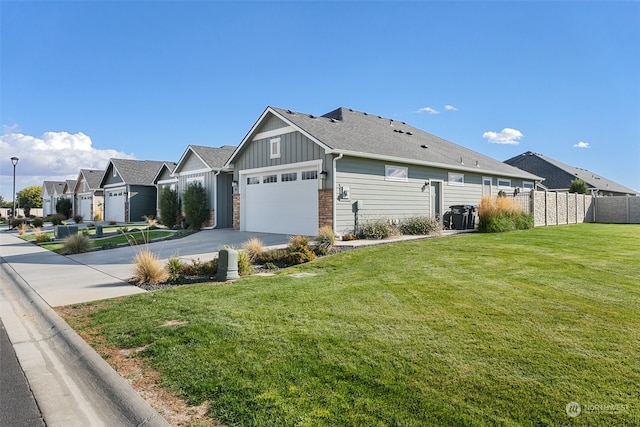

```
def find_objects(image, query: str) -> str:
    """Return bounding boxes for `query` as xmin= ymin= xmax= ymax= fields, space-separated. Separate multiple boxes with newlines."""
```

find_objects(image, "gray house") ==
xmin=153 ymin=161 xmax=178 ymax=220
xmin=100 ymin=159 xmax=166 ymax=223
xmin=41 ymin=181 xmax=66 ymax=217
xmin=225 ymin=106 xmax=541 ymax=236
xmin=73 ymin=169 xmax=104 ymax=221
xmin=172 ymin=145 xmax=236 ymax=228
xmin=505 ymin=151 xmax=638 ymax=196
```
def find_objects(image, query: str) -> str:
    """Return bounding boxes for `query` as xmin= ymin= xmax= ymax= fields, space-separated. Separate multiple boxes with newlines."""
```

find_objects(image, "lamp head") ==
xmin=11 ymin=156 xmax=19 ymax=166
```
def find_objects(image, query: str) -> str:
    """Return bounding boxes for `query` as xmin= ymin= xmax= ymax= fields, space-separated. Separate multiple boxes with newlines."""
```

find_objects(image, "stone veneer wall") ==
xmin=533 ymin=191 xmax=594 ymax=226
xmin=318 ymin=189 xmax=333 ymax=230
xmin=232 ymin=194 xmax=240 ymax=230
xmin=594 ymin=196 xmax=640 ymax=224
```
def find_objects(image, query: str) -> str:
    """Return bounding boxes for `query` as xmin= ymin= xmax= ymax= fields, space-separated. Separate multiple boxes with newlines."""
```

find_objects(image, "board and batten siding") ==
xmin=128 ymin=185 xmax=157 ymax=222
xmin=334 ymin=156 xmax=489 ymax=235
xmin=182 ymin=152 xmax=207 ymax=171
xmin=234 ymin=130 xmax=333 ymax=188
xmin=178 ymin=172 xmax=216 ymax=210
xmin=216 ymin=173 xmax=234 ymax=228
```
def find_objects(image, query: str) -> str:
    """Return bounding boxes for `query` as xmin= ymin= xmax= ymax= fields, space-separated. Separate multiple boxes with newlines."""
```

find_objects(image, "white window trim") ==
xmin=448 ymin=172 xmax=464 ymax=186
xmin=270 ymin=138 xmax=281 ymax=159
xmin=522 ymin=181 xmax=534 ymax=189
xmin=498 ymin=178 xmax=512 ymax=188
xmin=385 ymin=165 xmax=408 ymax=182
xmin=186 ymin=176 xmax=205 ymax=186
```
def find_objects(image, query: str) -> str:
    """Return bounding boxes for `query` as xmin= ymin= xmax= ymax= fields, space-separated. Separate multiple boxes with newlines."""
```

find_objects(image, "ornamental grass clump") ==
xmin=62 ymin=233 xmax=94 ymax=254
xmin=242 ymin=237 xmax=265 ymax=263
xmin=314 ymin=226 xmax=336 ymax=255
xmin=400 ymin=216 xmax=442 ymax=236
xmin=287 ymin=235 xmax=316 ymax=265
xmin=359 ymin=219 xmax=400 ymax=240
xmin=32 ymin=227 xmax=52 ymax=243
xmin=132 ymin=249 xmax=168 ymax=285
xmin=478 ymin=195 xmax=534 ymax=233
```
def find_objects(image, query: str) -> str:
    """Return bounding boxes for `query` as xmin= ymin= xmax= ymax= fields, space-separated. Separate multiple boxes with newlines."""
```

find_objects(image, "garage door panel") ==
xmin=243 ymin=169 xmax=318 ymax=236
xmin=105 ymin=188 xmax=126 ymax=223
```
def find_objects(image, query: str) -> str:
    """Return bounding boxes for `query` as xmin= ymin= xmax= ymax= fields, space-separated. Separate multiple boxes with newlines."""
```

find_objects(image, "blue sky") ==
xmin=1 ymin=1 xmax=639 ymax=199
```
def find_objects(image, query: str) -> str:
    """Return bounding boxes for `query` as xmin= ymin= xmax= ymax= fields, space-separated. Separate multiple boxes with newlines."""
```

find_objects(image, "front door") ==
xmin=483 ymin=177 xmax=492 ymax=197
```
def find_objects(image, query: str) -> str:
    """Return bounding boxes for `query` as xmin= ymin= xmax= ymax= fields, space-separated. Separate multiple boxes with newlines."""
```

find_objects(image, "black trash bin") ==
xmin=466 ymin=205 xmax=477 ymax=230
xmin=449 ymin=205 xmax=469 ymax=230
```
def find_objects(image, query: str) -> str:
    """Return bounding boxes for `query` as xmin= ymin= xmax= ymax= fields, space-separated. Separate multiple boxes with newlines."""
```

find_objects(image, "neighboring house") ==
xmin=41 ymin=181 xmax=66 ymax=216
xmin=100 ymin=159 xmax=166 ymax=223
xmin=172 ymin=145 xmax=236 ymax=228
xmin=505 ymin=151 xmax=638 ymax=196
xmin=74 ymin=169 xmax=105 ymax=221
xmin=225 ymin=106 xmax=541 ymax=236
xmin=63 ymin=179 xmax=77 ymax=215
xmin=153 ymin=161 xmax=178 ymax=220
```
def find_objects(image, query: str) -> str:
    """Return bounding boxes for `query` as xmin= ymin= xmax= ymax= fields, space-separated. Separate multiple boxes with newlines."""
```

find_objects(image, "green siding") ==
xmin=181 ymin=152 xmax=207 ymax=172
xmin=102 ymin=165 xmax=123 ymax=186
xmin=178 ymin=172 xmax=216 ymax=209
xmin=261 ymin=114 xmax=289 ymax=132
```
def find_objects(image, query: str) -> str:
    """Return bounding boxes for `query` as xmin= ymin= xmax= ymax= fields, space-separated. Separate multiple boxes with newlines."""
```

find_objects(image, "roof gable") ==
xmin=103 ymin=159 xmax=167 ymax=187
xmin=174 ymin=145 xmax=236 ymax=174
xmin=75 ymin=169 xmax=104 ymax=192
xmin=153 ymin=162 xmax=178 ymax=184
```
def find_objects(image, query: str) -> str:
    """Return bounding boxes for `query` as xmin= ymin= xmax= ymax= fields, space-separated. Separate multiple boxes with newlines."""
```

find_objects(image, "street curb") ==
xmin=0 ymin=261 xmax=170 ymax=427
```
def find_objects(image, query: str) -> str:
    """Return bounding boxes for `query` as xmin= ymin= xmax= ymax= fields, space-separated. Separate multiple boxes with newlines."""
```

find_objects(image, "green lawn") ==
xmin=63 ymin=224 xmax=640 ymax=426
xmin=32 ymin=229 xmax=175 ymax=253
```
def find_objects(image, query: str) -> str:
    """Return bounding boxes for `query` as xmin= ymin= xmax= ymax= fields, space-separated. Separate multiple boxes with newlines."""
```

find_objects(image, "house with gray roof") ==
xmin=41 ymin=181 xmax=66 ymax=217
xmin=225 ymin=106 xmax=541 ymax=236
xmin=99 ymin=159 xmax=166 ymax=223
xmin=152 ymin=161 xmax=178 ymax=221
xmin=171 ymin=145 xmax=236 ymax=228
xmin=63 ymin=179 xmax=77 ymax=216
xmin=505 ymin=151 xmax=638 ymax=196
xmin=74 ymin=169 xmax=105 ymax=221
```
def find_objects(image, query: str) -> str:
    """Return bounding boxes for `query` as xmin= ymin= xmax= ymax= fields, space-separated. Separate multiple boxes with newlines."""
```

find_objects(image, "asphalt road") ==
xmin=0 ymin=319 xmax=45 ymax=427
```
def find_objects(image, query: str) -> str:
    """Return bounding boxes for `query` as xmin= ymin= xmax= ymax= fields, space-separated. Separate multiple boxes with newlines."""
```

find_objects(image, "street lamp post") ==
xmin=10 ymin=156 xmax=19 ymax=230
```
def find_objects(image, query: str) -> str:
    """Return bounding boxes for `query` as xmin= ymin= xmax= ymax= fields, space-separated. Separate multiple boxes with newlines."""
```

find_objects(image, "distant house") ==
xmin=152 ymin=161 xmax=178 ymax=220
xmin=504 ymin=151 xmax=638 ymax=196
xmin=74 ymin=169 xmax=105 ymax=221
xmin=63 ymin=179 xmax=77 ymax=215
xmin=41 ymin=181 xmax=66 ymax=217
xmin=226 ymin=106 xmax=541 ymax=236
xmin=100 ymin=159 xmax=166 ymax=223
xmin=172 ymin=145 xmax=236 ymax=228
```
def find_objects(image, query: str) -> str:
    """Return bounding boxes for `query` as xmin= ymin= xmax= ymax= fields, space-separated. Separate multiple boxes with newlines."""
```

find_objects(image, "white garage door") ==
xmin=242 ymin=166 xmax=319 ymax=236
xmin=105 ymin=188 xmax=126 ymax=223
xmin=78 ymin=196 xmax=93 ymax=220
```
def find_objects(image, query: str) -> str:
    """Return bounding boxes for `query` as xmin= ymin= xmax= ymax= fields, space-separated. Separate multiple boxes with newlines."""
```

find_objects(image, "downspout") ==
xmin=332 ymin=153 xmax=344 ymax=236
xmin=212 ymin=170 xmax=221 ymax=229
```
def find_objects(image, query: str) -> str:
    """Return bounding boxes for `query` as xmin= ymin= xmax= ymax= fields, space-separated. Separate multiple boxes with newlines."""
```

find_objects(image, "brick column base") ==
xmin=318 ymin=189 xmax=333 ymax=230
xmin=233 ymin=194 xmax=240 ymax=230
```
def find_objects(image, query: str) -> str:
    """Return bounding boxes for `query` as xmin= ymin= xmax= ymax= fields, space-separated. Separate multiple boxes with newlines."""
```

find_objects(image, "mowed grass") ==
xmin=65 ymin=224 xmax=640 ymax=426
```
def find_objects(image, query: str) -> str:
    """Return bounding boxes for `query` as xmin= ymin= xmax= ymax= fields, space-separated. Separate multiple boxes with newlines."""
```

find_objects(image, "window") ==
xmin=186 ymin=176 xmax=205 ymax=187
xmin=112 ymin=168 xmax=117 ymax=178
xmin=385 ymin=165 xmax=408 ymax=181
xmin=448 ymin=172 xmax=464 ymax=186
xmin=498 ymin=178 xmax=511 ymax=188
xmin=247 ymin=177 xmax=259 ymax=185
xmin=263 ymin=174 xmax=277 ymax=183
xmin=301 ymin=170 xmax=318 ymax=180
xmin=522 ymin=181 xmax=534 ymax=190
xmin=270 ymin=138 xmax=281 ymax=159
xmin=281 ymin=172 xmax=297 ymax=182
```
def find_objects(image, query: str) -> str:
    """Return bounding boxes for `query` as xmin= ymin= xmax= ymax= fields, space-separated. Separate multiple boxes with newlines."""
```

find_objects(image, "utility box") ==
xmin=217 ymin=248 xmax=240 ymax=281
xmin=95 ymin=225 xmax=103 ymax=238
xmin=55 ymin=225 xmax=78 ymax=239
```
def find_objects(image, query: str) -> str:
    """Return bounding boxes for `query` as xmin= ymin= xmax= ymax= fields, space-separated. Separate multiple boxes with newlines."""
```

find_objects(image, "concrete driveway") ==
xmin=68 ymin=229 xmax=291 ymax=281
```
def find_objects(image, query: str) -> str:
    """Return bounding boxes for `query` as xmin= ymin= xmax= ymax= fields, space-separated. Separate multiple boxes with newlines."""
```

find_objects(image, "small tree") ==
xmin=56 ymin=198 xmax=73 ymax=219
xmin=158 ymin=187 xmax=180 ymax=228
xmin=17 ymin=185 xmax=42 ymax=217
xmin=182 ymin=182 xmax=208 ymax=230
xmin=569 ymin=178 xmax=588 ymax=194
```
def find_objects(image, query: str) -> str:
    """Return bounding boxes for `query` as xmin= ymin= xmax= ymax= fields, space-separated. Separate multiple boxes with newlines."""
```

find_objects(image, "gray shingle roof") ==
xmin=505 ymin=151 xmax=638 ymax=195
xmin=78 ymin=169 xmax=105 ymax=190
xmin=188 ymin=145 xmax=236 ymax=169
xmin=110 ymin=159 xmax=167 ymax=186
xmin=42 ymin=180 xmax=65 ymax=196
xmin=261 ymin=107 xmax=540 ymax=180
xmin=65 ymin=180 xmax=77 ymax=193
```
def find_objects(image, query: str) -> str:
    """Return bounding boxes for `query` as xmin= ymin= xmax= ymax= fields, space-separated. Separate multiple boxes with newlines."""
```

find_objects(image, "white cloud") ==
xmin=0 ymin=130 xmax=135 ymax=199
xmin=444 ymin=105 xmax=458 ymax=111
xmin=417 ymin=106 xmax=439 ymax=114
xmin=573 ymin=141 xmax=590 ymax=148
xmin=482 ymin=128 xmax=524 ymax=145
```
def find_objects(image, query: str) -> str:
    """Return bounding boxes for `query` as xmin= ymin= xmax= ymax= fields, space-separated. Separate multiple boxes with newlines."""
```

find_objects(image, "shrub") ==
xmin=287 ymin=235 xmax=316 ymax=265
xmin=242 ymin=237 xmax=265 ymax=263
xmin=31 ymin=217 xmax=44 ymax=228
xmin=73 ymin=215 xmax=83 ymax=224
xmin=62 ymin=234 xmax=94 ymax=254
xmin=342 ymin=234 xmax=357 ymax=241
xmin=182 ymin=258 xmax=217 ymax=276
xmin=477 ymin=196 xmax=534 ymax=233
xmin=238 ymin=250 xmax=253 ymax=275
xmin=55 ymin=198 xmax=73 ymax=218
xmin=569 ymin=178 xmax=588 ymax=194
xmin=143 ymin=215 xmax=160 ymax=229
xmin=359 ymin=219 xmax=399 ymax=240
xmin=50 ymin=213 xmax=66 ymax=226
xmin=158 ymin=187 xmax=180 ymax=229
xmin=183 ymin=182 xmax=208 ymax=230
xmin=165 ymin=256 xmax=186 ymax=284
xmin=102 ymin=242 xmax=118 ymax=250
xmin=400 ymin=216 xmax=442 ymax=235
xmin=32 ymin=227 xmax=53 ymax=243
xmin=315 ymin=226 xmax=336 ymax=252
xmin=261 ymin=248 xmax=289 ymax=264
xmin=131 ymin=249 xmax=169 ymax=285
xmin=16 ymin=222 xmax=28 ymax=235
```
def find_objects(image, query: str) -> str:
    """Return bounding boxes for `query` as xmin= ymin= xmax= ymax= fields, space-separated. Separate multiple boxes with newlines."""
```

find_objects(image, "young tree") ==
xmin=569 ymin=178 xmax=589 ymax=194
xmin=158 ymin=186 xmax=180 ymax=229
xmin=56 ymin=198 xmax=73 ymax=219
xmin=17 ymin=185 xmax=42 ymax=217
xmin=182 ymin=182 xmax=208 ymax=230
